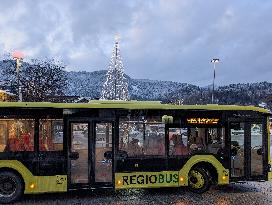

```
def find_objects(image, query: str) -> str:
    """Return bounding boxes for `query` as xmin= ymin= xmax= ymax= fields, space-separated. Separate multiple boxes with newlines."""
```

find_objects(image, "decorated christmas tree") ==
xmin=100 ymin=36 xmax=129 ymax=100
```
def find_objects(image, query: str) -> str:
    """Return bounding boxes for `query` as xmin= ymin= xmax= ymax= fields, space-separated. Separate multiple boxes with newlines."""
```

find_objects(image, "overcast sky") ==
xmin=0 ymin=0 xmax=272 ymax=86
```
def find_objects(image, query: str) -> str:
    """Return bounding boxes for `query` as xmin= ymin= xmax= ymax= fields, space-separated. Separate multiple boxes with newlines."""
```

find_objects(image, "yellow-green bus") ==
xmin=0 ymin=101 xmax=271 ymax=203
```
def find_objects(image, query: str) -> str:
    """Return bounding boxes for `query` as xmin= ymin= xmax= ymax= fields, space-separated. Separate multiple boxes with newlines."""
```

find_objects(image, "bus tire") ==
xmin=0 ymin=171 xmax=23 ymax=204
xmin=188 ymin=168 xmax=211 ymax=194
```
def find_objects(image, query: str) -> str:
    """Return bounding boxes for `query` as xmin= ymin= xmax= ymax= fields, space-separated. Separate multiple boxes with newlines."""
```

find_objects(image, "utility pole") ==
xmin=12 ymin=51 xmax=24 ymax=102
xmin=211 ymin=58 xmax=219 ymax=104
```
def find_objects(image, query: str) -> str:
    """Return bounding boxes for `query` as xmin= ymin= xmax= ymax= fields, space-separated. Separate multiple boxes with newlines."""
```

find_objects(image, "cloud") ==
xmin=0 ymin=0 xmax=271 ymax=86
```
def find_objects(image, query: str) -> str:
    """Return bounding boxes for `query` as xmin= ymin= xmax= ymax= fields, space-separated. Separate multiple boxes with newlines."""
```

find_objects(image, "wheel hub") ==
xmin=0 ymin=177 xmax=16 ymax=197
xmin=3 ymin=182 xmax=13 ymax=191
xmin=189 ymin=170 xmax=205 ymax=189
xmin=190 ymin=176 xmax=198 ymax=184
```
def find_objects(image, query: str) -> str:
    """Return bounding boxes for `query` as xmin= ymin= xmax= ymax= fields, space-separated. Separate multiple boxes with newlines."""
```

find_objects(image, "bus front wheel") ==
xmin=188 ymin=168 xmax=211 ymax=194
xmin=0 ymin=171 xmax=23 ymax=204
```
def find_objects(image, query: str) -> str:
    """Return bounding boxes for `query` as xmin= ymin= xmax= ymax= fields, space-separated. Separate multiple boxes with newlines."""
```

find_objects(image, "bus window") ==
xmin=168 ymin=126 xmax=225 ymax=157
xmin=119 ymin=120 xmax=144 ymax=156
xmin=206 ymin=128 xmax=225 ymax=154
xmin=187 ymin=127 xmax=225 ymax=155
xmin=119 ymin=116 xmax=165 ymax=156
xmin=251 ymin=123 xmax=263 ymax=176
xmin=169 ymin=128 xmax=188 ymax=156
xmin=230 ymin=123 xmax=245 ymax=177
xmin=0 ymin=119 xmax=34 ymax=152
xmin=0 ymin=122 xmax=7 ymax=152
xmin=144 ymin=123 xmax=165 ymax=155
xmin=71 ymin=123 xmax=89 ymax=183
xmin=39 ymin=119 xmax=63 ymax=151
xmin=95 ymin=123 xmax=112 ymax=183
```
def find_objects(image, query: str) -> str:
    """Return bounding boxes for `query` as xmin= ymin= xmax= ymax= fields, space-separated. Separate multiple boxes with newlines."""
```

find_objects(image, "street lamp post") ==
xmin=12 ymin=51 xmax=24 ymax=102
xmin=211 ymin=58 xmax=219 ymax=104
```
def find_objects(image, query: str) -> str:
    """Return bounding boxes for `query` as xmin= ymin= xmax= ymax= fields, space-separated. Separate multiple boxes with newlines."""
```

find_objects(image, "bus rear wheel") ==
xmin=188 ymin=168 xmax=211 ymax=194
xmin=0 ymin=171 xmax=23 ymax=204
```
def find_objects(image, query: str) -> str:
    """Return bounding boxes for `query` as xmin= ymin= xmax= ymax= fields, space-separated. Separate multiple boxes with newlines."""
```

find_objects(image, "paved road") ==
xmin=14 ymin=182 xmax=272 ymax=205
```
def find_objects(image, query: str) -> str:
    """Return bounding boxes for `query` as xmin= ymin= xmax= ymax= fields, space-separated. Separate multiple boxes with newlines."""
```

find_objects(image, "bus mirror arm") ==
xmin=69 ymin=152 xmax=79 ymax=160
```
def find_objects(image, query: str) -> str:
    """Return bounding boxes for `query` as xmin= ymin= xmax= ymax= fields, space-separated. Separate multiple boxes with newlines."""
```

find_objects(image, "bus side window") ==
xmin=119 ymin=116 xmax=166 ymax=157
xmin=169 ymin=128 xmax=188 ymax=156
xmin=187 ymin=127 xmax=225 ymax=154
xmin=144 ymin=123 xmax=165 ymax=155
xmin=0 ymin=119 xmax=35 ymax=152
xmin=39 ymin=119 xmax=63 ymax=151
xmin=119 ymin=120 xmax=144 ymax=157
xmin=0 ymin=122 xmax=7 ymax=152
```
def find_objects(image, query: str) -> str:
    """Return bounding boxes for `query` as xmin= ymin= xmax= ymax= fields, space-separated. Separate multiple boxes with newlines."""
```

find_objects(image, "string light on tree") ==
xmin=100 ymin=35 xmax=129 ymax=100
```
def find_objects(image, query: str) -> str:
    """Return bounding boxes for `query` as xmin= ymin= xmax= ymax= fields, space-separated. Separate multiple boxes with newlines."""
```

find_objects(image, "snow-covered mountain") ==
xmin=65 ymin=70 xmax=198 ymax=100
xmin=66 ymin=70 xmax=106 ymax=99
xmin=1 ymin=59 xmax=272 ymax=108
xmin=66 ymin=70 xmax=272 ymax=108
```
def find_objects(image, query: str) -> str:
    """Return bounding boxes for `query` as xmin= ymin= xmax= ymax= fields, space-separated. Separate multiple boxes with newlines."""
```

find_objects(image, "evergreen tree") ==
xmin=100 ymin=37 xmax=129 ymax=100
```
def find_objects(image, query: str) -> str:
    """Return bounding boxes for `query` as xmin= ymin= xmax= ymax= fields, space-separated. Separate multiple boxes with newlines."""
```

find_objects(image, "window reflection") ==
xmin=251 ymin=123 xmax=263 ymax=176
xmin=230 ymin=123 xmax=244 ymax=177
xmin=0 ymin=119 xmax=34 ymax=152
xmin=39 ymin=119 xmax=63 ymax=151
xmin=119 ymin=116 xmax=165 ymax=157
xmin=71 ymin=123 xmax=89 ymax=184
xmin=169 ymin=127 xmax=225 ymax=156
xmin=95 ymin=123 xmax=112 ymax=182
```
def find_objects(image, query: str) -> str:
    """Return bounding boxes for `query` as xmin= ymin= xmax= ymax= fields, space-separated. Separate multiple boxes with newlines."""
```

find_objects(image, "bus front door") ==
xmin=230 ymin=122 xmax=246 ymax=179
xmin=230 ymin=122 xmax=265 ymax=180
xmin=68 ymin=120 xmax=114 ymax=189
xmin=249 ymin=123 xmax=264 ymax=179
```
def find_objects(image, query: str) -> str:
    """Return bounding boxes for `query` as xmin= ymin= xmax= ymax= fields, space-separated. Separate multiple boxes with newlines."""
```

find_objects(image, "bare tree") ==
xmin=0 ymin=59 xmax=67 ymax=102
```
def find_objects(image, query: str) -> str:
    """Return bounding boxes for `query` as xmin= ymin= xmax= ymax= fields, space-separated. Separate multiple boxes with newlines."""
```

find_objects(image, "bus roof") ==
xmin=0 ymin=100 xmax=269 ymax=114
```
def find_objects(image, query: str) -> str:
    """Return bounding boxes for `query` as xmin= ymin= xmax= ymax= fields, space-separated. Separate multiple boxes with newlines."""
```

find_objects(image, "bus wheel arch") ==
xmin=0 ymin=168 xmax=25 ymax=203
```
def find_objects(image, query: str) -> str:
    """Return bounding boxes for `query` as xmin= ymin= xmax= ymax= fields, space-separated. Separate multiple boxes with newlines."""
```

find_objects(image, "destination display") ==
xmin=186 ymin=118 xmax=219 ymax=125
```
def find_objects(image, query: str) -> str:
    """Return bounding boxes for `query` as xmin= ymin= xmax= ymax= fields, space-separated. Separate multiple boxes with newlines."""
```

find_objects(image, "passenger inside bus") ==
xmin=172 ymin=134 xmax=188 ymax=155
xmin=156 ymin=137 xmax=165 ymax=155
xmin=128 ymin=138 xmax=142 ymax=156
xmin=187 ymin=128 xmax=225 ymax=155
